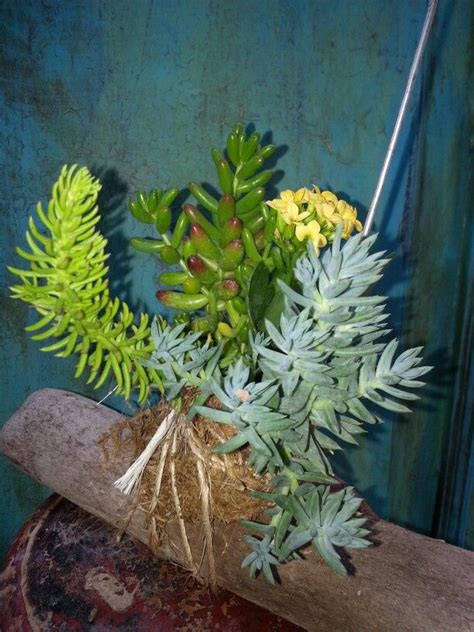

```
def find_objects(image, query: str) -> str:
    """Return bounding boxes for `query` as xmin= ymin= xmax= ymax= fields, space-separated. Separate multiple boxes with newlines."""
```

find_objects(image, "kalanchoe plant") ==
xmin=9 ymin=123 xmax=429 ymax=582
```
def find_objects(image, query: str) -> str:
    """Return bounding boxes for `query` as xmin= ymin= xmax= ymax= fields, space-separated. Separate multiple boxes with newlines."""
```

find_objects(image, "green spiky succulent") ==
xmin=139 ymin=227 xmax=430 ymax=580
xmin=176 ymin=229 xmax=431 ymax=578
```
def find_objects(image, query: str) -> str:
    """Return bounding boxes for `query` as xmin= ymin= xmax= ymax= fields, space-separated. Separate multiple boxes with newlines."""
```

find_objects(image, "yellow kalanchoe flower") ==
xmin=267 ymin=189 xmax=311 ymax=225
xmin=309 ymin=186 xmax=363 ymax=237
xmin=266 ymin=185 xmax=363 ymax=254
xmin=295 ymin=219 xmax=327 ymax=253
xmin=292 ymin=187 xmax=312 ymax=204
xmin=336 ymin=199 xmax=363 ymax=238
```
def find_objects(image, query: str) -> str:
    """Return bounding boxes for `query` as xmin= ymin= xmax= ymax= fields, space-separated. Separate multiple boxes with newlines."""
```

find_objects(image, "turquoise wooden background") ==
xmin=1 ymin=0 xmax=472 ymax=562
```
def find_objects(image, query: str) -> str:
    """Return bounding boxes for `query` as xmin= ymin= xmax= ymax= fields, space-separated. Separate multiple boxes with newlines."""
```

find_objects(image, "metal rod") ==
xmin=363 ymin=0 xmax=438 ymax=236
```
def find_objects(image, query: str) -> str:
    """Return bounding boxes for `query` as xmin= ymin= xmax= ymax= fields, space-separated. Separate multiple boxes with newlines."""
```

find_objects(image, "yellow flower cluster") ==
xmin=266 ymin=186 xmax=363 ymax=253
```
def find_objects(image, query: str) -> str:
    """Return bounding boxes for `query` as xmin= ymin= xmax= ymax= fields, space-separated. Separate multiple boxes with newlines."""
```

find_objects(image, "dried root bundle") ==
xmin=100 ymin=392 xmax=270 ymax=589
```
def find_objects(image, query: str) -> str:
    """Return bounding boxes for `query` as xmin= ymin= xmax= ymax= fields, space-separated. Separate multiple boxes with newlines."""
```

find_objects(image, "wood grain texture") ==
xmin=1 ymin=388 xmax=473 ymax=632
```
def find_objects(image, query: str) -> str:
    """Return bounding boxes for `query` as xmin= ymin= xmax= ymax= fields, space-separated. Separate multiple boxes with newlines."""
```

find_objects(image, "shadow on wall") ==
xmin=93 ymin=168 xmax=132 ymax=304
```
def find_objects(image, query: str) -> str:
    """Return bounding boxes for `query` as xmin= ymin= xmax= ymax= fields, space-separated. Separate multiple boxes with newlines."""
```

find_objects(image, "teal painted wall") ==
xmin=1 ymin=0 xmax=472 ymax=561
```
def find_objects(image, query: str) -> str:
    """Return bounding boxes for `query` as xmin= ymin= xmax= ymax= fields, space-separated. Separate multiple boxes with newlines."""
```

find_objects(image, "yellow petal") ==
xmin=266 ymin=199 xmax=282 ymax=211
xmin=295 ymin=219 xmax=321 ymax=241
xmin=282 ymin=203 xmax=311 ymax=226
xmin=297 ymin=209 xmax=311 ymax=222
xmin=294 ymin=187 xmax=311 ymax=204
xmin=322 ymin=190 xmax=338 ymax=204
xmin=267 ymin=198 xmax=295 ymax=217
xmin=295 ymin=223 xmax=307 ymax=242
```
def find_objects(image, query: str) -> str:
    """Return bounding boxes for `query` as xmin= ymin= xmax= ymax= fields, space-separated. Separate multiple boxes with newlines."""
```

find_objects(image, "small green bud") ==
xmin=54 ymin=300 xmax=64 ymax=315
xmin=187 ymin=255 xmax=217 ymax=284
xmin=217 ymin=195 xmax=236 ymax=226
xmin=237 ymin=263 xmax=253 ymax=283
xmin=160 ymin=245 xmax=181 ymax=265
xmin=160 ymin=272 xmax=188 ymax=285
xmin=238 ymin=155 xmax=264 ymax=180
xmin=171 ymin=211 xmax=190 ymax=249
xmin=226 ymin=131 xmax=240 ymax=167
xmin=231 ymin=296 xmax=247 ymax=314
xmin=156 ymin=290 xmax=208 ymax=311
xmin=212 ymin=149 xmax=234 ymax=194
xmin=258 ymin=144 xmax=276 ymax=160
xmin=241 ymin=131 xmax=260 ymax=162
xmin=221 ymin=240 xmax=244 ymax=271
xmin=235 ymin=187 xmax=265 ymax=215
xmin=216 ymin=279 xmax=240 ymax=300
xmin=222 ymin=217 xmax=242 ymax=245
xmin=189 ymin=224 xmax=220 ymax=260
xmin=183 ymin=277 xmax=202 ymax=294
xmin=57 ymin=256 xmax=71 ymax=269
xmin=130 ymin=237 xmax=164 ymax=254
xmin=254 ymin=229 xmax=265 ymax=250
xmin=156 ymin=188 xmax=179 ymax=212
xmin=155 ymin=207 xmax=172 ymax=234
xmin=184 ymin=205 xmax=220 ymax=242
xmin=182 ymin=236 xmax=196 ymax=259
xmin=217 ymin=322 xmax=235 ymax=338
xmin=192 ymin=314 xmax=217 ymax=333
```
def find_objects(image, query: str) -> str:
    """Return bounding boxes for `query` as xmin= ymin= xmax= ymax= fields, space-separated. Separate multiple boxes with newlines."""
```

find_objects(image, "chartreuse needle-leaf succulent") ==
xmin=9 ymin=123 xmax=430 ymax=582
xmin=9 ymin=165 xmax=163 ymax=403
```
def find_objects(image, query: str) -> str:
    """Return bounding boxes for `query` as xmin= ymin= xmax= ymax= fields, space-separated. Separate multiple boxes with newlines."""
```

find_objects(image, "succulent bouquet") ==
xmin=9 ymin=123 xmax=430 ymax=583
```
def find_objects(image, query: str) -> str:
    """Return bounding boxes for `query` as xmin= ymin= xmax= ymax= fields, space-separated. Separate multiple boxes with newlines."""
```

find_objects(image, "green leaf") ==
xmin=263 ymin=284 xmax=286 ymax=328
xmin=297 ymin=470 xmax=337 ymax=484
xmin=240 ymin=520 xmax=273 ymax=534
xmin=246 ymin=262 xmax=275 ymax=330
xmin=274 ymin=510 xmax=293 ymax=549
xmin=256 ymin=418 xmax=294 ymax=434
xmin=213 ymin=432 xmax=249 ymax=453
xmin=312 ymin=534 xmax=347 ymax=575
xmin=370 ymin=398 xmax=412 ymax=414
xmin=194 ymin=405 xmax=235 ymax=424
xmin=279 ymin=525 xmax=312 ymax=559
xmin=9 ymin=165 xmax=159 ymax=404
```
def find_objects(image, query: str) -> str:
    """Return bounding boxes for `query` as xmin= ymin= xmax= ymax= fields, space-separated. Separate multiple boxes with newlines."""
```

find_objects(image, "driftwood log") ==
xmin=1 ymin=389 xmax=473 ymax=632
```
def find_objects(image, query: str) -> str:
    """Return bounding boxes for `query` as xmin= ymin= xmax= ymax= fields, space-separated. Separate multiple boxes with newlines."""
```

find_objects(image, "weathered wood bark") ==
xmin=1 ymin=389 xmax=473 ymax=632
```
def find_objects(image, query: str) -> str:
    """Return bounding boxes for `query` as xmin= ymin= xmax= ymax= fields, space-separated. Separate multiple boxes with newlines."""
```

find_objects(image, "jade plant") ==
xmin=128 ymin=124 xmax=278 ymax=347
xmin=9 ymin=123 xmax=430 ymax=581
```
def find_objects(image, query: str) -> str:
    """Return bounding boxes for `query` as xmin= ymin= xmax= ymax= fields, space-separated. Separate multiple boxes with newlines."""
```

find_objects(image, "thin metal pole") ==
xmin=363 ymin=0 xmax=438 ymax=236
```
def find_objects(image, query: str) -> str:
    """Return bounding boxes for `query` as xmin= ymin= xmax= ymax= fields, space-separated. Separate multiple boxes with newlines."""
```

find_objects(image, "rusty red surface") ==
xmin=0 ymin=496 xmax=302 ymax=631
